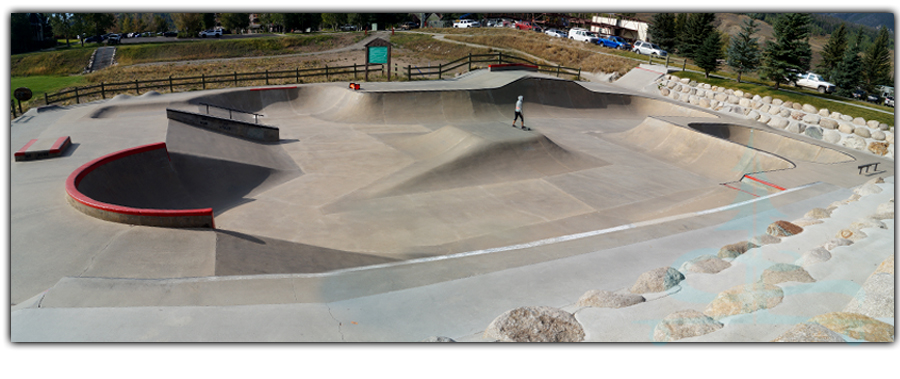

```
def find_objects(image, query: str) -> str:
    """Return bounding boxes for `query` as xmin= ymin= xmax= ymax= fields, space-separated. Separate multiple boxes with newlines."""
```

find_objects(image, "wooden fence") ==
xmin=405 ymin=52 xmax=580 ymax=80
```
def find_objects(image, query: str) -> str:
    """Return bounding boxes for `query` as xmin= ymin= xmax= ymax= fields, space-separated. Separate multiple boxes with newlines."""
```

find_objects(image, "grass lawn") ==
xmin=11 ymin=75 xmax=86 ymax=111
xmin=673 ymin=71 xmax=894 ymax=127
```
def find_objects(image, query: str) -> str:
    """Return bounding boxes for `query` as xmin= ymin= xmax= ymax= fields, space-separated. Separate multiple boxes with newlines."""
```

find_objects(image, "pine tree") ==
xmin=695 ymin=32 xmax=724 ymax=78
xmin=726 ymin=18 xmax=760 ymax=83
xmin=861 ymin=26 xmax=893 ymax=93
xmin=676 ymin=13 xmax=716 ymax=60
xmin=831 ymin=28 xmax=864 ymax=97
xmin=817 ymin=23 xmax=847 ymax=81
xmin=674 ymin=13 xmax=688 ymax=53
xmin=761 ymin=13 xmax=812 ymax=90
xmin=649 ymin=13 xmax=677 ymax=53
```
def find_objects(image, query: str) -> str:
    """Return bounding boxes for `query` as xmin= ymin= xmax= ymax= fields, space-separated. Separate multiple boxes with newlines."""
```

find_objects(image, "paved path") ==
xmin=89 ymin=46 xmax=116 ymax=72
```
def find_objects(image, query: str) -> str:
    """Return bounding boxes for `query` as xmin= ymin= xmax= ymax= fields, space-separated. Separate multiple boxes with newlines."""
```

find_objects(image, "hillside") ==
xmin=822 ymin=12 xmax=894 ymax=31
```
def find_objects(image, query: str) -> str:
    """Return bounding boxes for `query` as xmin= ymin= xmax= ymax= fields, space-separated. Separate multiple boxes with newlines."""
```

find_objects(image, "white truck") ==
xmin=793 ymin=72 xmax=836 ymax=94
xmin=453 ymin=19 xmax=480 ymax=28
xmin=568 ymin=28 xmax=599 ymax=43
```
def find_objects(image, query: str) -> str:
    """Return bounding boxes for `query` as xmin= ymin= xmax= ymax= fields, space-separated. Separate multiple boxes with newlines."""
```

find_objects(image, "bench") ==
xmin=858 ymin=162 xmax=880 ymax=175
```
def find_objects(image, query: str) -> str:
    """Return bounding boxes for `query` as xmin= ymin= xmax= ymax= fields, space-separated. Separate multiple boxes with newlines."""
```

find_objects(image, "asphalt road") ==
xmin=116 ymin=33 xmax=279 ymax=44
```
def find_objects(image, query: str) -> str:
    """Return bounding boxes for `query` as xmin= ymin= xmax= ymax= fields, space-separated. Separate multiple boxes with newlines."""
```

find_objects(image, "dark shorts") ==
xmin=514 ymin=111 xmax=524 ymax=122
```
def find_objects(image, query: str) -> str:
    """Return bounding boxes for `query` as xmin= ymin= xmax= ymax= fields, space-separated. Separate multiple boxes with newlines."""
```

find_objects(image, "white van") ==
xmin=568 ymin=28 xmax=598 ymax=43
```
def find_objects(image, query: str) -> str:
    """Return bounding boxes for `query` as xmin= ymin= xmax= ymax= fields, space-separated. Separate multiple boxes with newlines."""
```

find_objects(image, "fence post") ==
xmin=11 ymin=99 xmax=16 ymax=118
xmin=45 ymin=92 xmax=49 ymax=105
xmin=557 ymin=65 xmax=561 ymax=77
xmin=648 ymin=54 xmax=652 ymax=64
xmin=407 ymin=65 xmax=411 ymax=80
xmin=325 ymin=65 xmax=329 ymax=81
xmin=101 ymin=82 xmax=106 ymax=99
xmin=468 ymin=52 xmax=472 ymax=71
xmin=235 ymin=72 xmax=239 ymax=86
xmin=170 ymin=76 xmax=174 ymax=92
xmin=682 ymin=59 xmax=686 ymax=71
xmin=266 ymin=69 xmax=269 ymax=85
xmin=438 ymin=63 xmax=442 ymax=80
xmin=665 ymin=55 xmax=669 ymax=68
xmin=75 ymin=87 xmax=80 ymax=104
xmin=354 ymin=63 xmax=358 ymax=80
xmin=498 ymin=51 xmax=502 ymax=64
xmin=577 ymin=68 xmax=581 ymax=81
xmin=135 ymin=79 xmax=140 ymax=95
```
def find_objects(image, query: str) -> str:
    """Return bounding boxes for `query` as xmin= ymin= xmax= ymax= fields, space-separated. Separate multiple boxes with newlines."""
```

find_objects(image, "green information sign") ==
xmin=368 ymin=46 xmax=388 ymax=64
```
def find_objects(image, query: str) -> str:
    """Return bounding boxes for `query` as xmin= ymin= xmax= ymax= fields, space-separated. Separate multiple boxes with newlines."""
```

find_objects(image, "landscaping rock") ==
xmin=841 ymin=135 xmax=866 ymax=150
xmin=758 ymin=104 xmax=771 ymax=113
xmin=760 ymin=263 xmax=816 ymax=285
xmin=734 ymin=90 xmax=744 ymax=97
xmin=757 ymin=113 xmax=771 ymax=124
xmin=854 ymin=127 xmax=871 ymax=138
xmin=767 ymin=117 xmax=788 ymax=129
xmin=768 ymin=106 xmax=781 ymax=115
xmin=680 ymin=77 xmax=690 ymax=84
xmin=878 ymin=123 xmax=889 ymax=131
xmin=727 ymin=95 xmax=740 ymax=104
xmin=421 ymin=336 xmax=456 ymax=342
xmin=843 ymin=273 xmax=894 ymax=318
xmin=772 ymin=98 xmax=783 ymax=106
xmin=630 ymin=267 xmax=685 ymax=293
xmin=688 ymin=95 xmax=699 ymax=105
xmin=807 ymin=312 xmax=894 ymax=342
xmin=802 ymin=103 xmax=817 ymax=113
xmin=766 ymin=220 xmax=803 ymax=237
xmin=704 ymin=283 xmax=784 ymax=318
xmin=782 ymin=109 xmax=795 ymax=118
xmin=884 ymin=131 xmax=893 ymax=143
xmin=850 ymin=218 xmax=887 ymax=230
xmin=823 ymin=238 xmax=853 ymax=250
xmin=838 ymin=123 xmax=855 ymax=134
xmin=823 ymin=130 xmax=841 ymax=144
xmin=872 ymin=201 xmax=894 ymax=220
xmin=868 ymin=142 xmax=889 ymax=156
xmin=699 ymin=98 xmax=711 ymax=108
xmin=681 ymin=255 xmax=732 ymax=274
xmin=761 ymin=96 xmax=772 ymax=104
xmin=874 ymin=255 xmax=894 ymax=275
xmin=746 ymin=110 xmax=760 ymax=120
xmin=819 ymin=118 xmax=838 ymax=130
xmin=817 ymin=108 xmax=829 ymax=117
xmin=670 ymin=92 xmax=680 ymax=100
xmin=796 ymin=247 xmax=831 ymax=266
xmin=802 ymin=114 xmax=820 ymax=124
xmin=841 ymin=114 xmax=853 ymax=122
xmin=791 ymin=218 xmax=823 ymax=227
xmin=576 ymin=290 xmax=645 ymax=308
xmin=792 ymin=102 xmax=803 ymax=110
xmin=681 ymin=85 xmax=691 ymax=93
xmin=752 ymin=94 xmax=762 ymax=101
xmin=717 ymin=241 xmax=758 ymax=259
xmin=871 ymin=130 xmax=886 ymax=141
xmin=484 ymin=306 xmax=585 ymax=342
xmin=714 ymin=93 xmax=728 ymax=102
xmin=709 ymin=100 xmax=719 ymax=109
xmin=660 ymin=87 xmax=670 ymax=96
xmin=653 ymin=310 xmax=724 ymax=342
xmin=666 ymin=81 xmax=677 ymax=89
xmin=867 ymin=120 xmax=880 ymax=129
xmin=854 ymin=182 xmax=883 ymax=196
xmin=829 ymin=111 xmax=842 ymax=120
xmin=843 ymin=193 xmax=862 ymax=203
xmin=805 ymin=207 xmax=832 ymax=219
xmin=739 ymin=98 xmax=751 ymax=107
xmin=772 ymin=323 xmax=846 ymax=342
xmin=689 ymin=80 xmax=698 ymax=87
xmin=836 ymin=228 xmax=867 ymax=241
xmin=852 ymin=117 xmax=866 ymax=126
xmin=804 ymin=126 xmax=823 ymax=139
xmin=724 ymin=88 xmax=734 ymax=95
xmin=750 ymin=234 xmax=782 ymax=245
xmin=785 ymin=122 xmax=802 ymax=134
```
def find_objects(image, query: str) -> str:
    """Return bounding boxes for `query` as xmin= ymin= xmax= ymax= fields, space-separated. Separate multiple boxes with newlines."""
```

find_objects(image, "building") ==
xmin=590 ymin=14 xmax=649 ymax=42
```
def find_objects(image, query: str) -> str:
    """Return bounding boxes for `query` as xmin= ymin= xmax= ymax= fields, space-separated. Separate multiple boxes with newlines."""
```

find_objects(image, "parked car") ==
xmin=400 ymin=21 xmax=418 ymax=30
xmin=866 ymin=93 xmax=881 ymax=103
xmin=544 ymin=28 xmax=566 ymax=38
xmin=568 ymin=28 xmax=599 ymax=43
xmin=453 ymin=19 xmax=480 ymax=28
xmin=883 ymin=95 xmax=894 ymax=107
xmin=632 ymin=40 xmax=667 ymax=56
xmin=199 ymin=29 xmax=222 ymax=37
xmin=84 ymin=35 xmax=101 ymax=43
xmin=339 ymin=25 xmax=357 ymax=31
xmin=792 ymin=72 xmax=836 ymax=94
xmin=107 ymin=34 xmax=121 ymax=44
xmin=163 ymin=31 xmax=178 ymax=37
xmin=596 ymin=35 xmax=632 ymax=50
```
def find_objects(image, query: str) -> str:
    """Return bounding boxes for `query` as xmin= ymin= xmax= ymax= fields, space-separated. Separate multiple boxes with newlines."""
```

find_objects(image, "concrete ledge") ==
xmin=489 ymin=63 xmax=539 ymax=72
xmin=65 ymin=142 xmax=215 ymax=228
xmin=166 ymin=108 xmax=279 ymax=142
xmin=14 ymin=136 xmax=72 ymax=162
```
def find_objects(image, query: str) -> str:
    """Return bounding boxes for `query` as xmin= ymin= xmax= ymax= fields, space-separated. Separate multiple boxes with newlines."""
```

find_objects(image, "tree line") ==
xmin=648 ymin=13 xmax=893 ymax=95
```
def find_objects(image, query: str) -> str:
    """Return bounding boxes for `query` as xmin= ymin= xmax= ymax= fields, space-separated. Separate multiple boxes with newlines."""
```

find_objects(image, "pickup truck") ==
xmin=596 ymin=35 xmax=631 ymax=50
xmin=792 ymin=72 xmax=835 ymax=93
xmin=199 ymin=29 xmax=222 ymax=38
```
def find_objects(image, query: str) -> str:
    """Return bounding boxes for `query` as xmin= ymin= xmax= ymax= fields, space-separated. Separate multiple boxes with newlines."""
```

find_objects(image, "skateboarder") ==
xmin=512 ymin=95 xmax=526 ymax=129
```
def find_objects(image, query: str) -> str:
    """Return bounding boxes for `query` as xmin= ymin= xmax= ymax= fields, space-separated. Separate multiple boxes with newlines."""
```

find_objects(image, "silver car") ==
xmin=544 ymin=28 xmax=566 ymax=38
xmin=632 ymin=41 xmax=667 ymax=56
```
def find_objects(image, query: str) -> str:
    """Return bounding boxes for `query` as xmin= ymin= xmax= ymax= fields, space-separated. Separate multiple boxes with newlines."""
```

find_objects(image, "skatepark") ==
xmin=9 ymin=66 xmax=894 ymax=342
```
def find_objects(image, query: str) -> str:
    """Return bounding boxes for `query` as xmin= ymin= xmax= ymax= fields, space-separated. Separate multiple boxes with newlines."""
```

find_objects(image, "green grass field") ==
xmin=11 ymin=75 xmax=87 ymax=103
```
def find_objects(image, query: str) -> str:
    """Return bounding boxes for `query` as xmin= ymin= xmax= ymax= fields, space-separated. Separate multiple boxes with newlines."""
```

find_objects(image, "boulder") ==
xmin=760 ymin=263 xmax=816 ymax=285
xmin=868 ymin=142 xmax=889 ymax=156
xmin=852 ymin=117 xmax=866 ymax=126
xmin=750 ymin=234 xmax=781 ymax=246
xmin=746 ymin=110 xmax=760 ymax=120
xmin=835 ymin=228 xmax=867 ymax=241
xmin=752 ymin=94 xmax=762 ymax=101
xmin=878 ymin=123 xmax=889 ymax=131
xmin=666 ymin=80 xmax=677 ymax=89
xmin=867 ymin=120 xmax=880 ymax=129
xmin=819 ymin=118 xmax=838 ymax=130
xmin=673 ymin=84 xmax=683 ymax=92
xmin=785 ymin=122 xmax=802 ymax=134
xmin=792 ymin=102 xmax=803 ymax=110
xmin=854 ymin=127 xmax=871 ymax=138
xmin=822 ymin=238 xmax=853 ymax=251
xmin=484 ymin=306 xmax=585 ymax=342
xmin=791 ymin=218 xmax=823 ymax=227
xmin=727 ymin=95 xmax=740 ymax=104
xmin=717 ymin=241 xmax=758 ymax=259
xmin=829 ymin=111 xmax=842 ymax=120
xmin=768 ymin=106 xmax=781 ymax=115
xmin=782 ymin=109 xmax=795 ymax=118
xmin=804 ymin=126 xmax=823 ymax=140
xmin=817 ymin=108 xmax=830 ymax=117
xmin=739 ymin=98 xmax=751 ymax=107
xmin=885 ymin=132 xmax=893 ymax=144
xmin=681 ymin=255 xmax=732 ymax=274
xmin=850 ymin=218 xmax=887 ymax=230
xmin=772 ymin=323 xmax=846 ymax=342
xmin=630 ymin=267 xmax=685 ymax=293
xmin=854 ymin=182 xmax=883 ymax=196
xmin=757 ymin=113 xmax=771 ymax=124
xmin=837 ymin=123 xmax=855 ymax=134
xmin=734 ymin=90 xmax=744 ymax=97
xmin=840 ymin=135 xmax=866 ymax=150
xmin=670 ymin=92 xmax=680 ymax=100
xmin=761 ymin=96 xmax=772 ymax=104
xmin=796 ymin=247 xmax=832 ymax=266
xmin=758 ymin=104 xmax=771 ymax=113
xmin=680 ymin=77 xmax=690 ymax=84
xmin=767 ymin=117 xmax=788 ymax=129
xmin=712 ymin=86 xmax=721 ymax=92
xmin=653 ymin=310 xmax=724 ymax=342
xmin=840 ymin=114 xmax=853 ymax=122
xmin=843 ymin=273 xmax=894 ymax=319
xmin=681 ymin=85 xmax=691 ymax=93
xmin=709 ymin=100 xmax=719 ymax=109
xmin=802 ymin=114 xmax=820 ymax=125
xmin=724 ymin=88 xmax=734 ymax=95
xmin=660 ymin=87 xmax=670 ymax=96
xmin=871 ymin=130 xmax=885 ymax=141
xmin=766 ymin=220 xmax=803 ymax=237
xmin=689 ymin=80 xmax=698 ymax=87
xmin=874 ymin=255 xmax=894 ymax=275
xmin=823 ymin=130 xmax=841 ymax=144
xmin=688 ymin=95 xmax=699 ymax=105
xmin=802 ymin=103 xmax=817 ymax=113
xmin=421 ymin=336 xmax=456 ymax=342
xmin=807 ymin=312 xmax=894 ymax=342
xmin=842 ymin=193 xmax=862 ymax=204
xmin=699 ymin=98 xmax=711 ymax=108
xmin=704 ymin=283 xmax=784 ymax=318
xmin=576 ymin=290 xmax=645 ymax=308
xmin=714 ymin=93 xmax=728 ymax=102
xmin=872 ymin=201 xmax=894 ymax=220
xmin=772 ymin=98 xmax=784 ymax=106
xmin=805 ymin=208 xmax=832 ymax=219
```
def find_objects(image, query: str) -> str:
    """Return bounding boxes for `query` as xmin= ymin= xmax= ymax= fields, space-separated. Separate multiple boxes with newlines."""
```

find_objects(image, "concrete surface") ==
xmin=9 ymin=68 xmax=894 ymax=342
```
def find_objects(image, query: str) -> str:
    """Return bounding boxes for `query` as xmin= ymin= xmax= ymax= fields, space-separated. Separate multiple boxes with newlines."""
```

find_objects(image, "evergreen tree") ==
xmin=51 ymin=13 xmax=75 ymax=48
xmin=861 ymin=26 xmax=893 ymax=92
xmin=831 ymin=28 xmax=864 ymax=97
xmin=817 ymin=23 xmax=847 ymax=81
xmin=677 ymin=13 xmax=716 ymax=60
xmin=202 ymin=13 xmax=217 ymax=30
xmin=221 ymin=13 xmax=250 ymax=33
xmin=649 ymin=13 xmax=677 ymax=52
xmin=726 ymin=18 xmax=761 ymax=83
xmin=88 ymin=13 xmax=115 ymax=39
xmin=173 ymin=13 xmax=203 ymax=38
xmin=695 ymin=32 xmax=724 ymax=78
xmin=674 ymin=13 xmax=688 ymax=49
xmin=761 ymin=13 xmax=812 ymax=89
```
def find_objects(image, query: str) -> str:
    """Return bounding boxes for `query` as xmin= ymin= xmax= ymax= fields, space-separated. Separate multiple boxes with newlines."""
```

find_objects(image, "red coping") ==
xmin=723 ymin=183 xmax=760 ymax=198
xmin=743 ymin=175 xmax=786 ymax=191
xmin=65 ymin=142 xmax=215 ymax=227
xmin=49 ymin=136 xmax=71 ymax=154
xmin=250 ymin=86 xmax=298 ymax=91
xmin=14 ymin=139 xmax=39 ymax=157
xmin=636 ymin=66 xmax=665 ymax=75
xmin=488 ymin=63 xmax=539 ymax=69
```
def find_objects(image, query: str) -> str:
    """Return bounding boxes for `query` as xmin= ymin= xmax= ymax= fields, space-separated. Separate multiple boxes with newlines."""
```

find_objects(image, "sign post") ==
xmin=365 ymin=38 xmax=392 ymax=82
xmin=14 ymin=87 xmax=32 ymax=115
